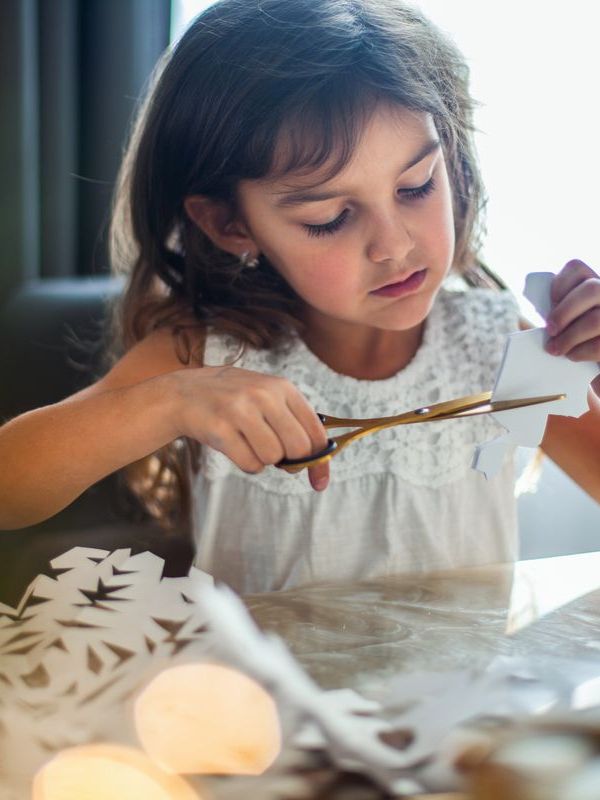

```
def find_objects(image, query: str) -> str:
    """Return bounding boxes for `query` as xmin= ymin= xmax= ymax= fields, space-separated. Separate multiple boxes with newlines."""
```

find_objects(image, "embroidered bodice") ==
xmin=200 ymin=287 xmax=514 ymax=489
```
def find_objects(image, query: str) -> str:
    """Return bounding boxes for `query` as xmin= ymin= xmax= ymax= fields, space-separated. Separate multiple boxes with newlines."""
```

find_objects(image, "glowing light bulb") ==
xmin=32 ymin=743 xmax=201 ymax=800
xmin=134 ymin=662 xmax=281 ymax=775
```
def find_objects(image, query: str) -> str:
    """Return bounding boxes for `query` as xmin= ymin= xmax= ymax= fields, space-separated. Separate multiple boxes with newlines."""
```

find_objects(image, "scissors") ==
xmin=277 ymin=391 xmax=565 ymax=473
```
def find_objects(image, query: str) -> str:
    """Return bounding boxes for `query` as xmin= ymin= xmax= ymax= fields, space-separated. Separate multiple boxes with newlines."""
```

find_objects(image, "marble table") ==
xmin=246 ymin=551 xmax=600 ymax=697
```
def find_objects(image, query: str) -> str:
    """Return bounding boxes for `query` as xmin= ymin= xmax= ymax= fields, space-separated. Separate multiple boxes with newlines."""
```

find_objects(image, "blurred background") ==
xmin=0 ymin=0 xmax=598 ymax=588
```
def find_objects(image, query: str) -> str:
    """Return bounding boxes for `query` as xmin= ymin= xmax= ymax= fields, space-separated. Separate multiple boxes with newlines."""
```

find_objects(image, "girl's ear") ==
xmin=184 ymin=195 xmax=258 ymax=259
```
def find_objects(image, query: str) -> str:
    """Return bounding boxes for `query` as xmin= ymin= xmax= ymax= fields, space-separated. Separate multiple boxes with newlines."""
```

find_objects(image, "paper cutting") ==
xmin=473 ymin=272 xmax=598 ymax=478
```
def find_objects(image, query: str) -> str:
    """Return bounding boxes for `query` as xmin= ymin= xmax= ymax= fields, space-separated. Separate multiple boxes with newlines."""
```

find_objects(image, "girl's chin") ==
xmin=302 ymin=286 xmax=438 ymax=332
xmin=371 ymin=290 xmax=436 ymax=330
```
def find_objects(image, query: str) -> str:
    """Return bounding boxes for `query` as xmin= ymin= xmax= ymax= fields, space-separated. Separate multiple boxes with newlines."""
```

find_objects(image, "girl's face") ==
xmin=236 ymin=104 xmax=455 ymax=335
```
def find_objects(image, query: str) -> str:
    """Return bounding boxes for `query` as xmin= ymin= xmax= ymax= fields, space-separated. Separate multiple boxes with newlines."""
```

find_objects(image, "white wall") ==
xmin=409 ymin=0 xmax=600 ymax=321
xmin=517 ymin=451 xmax=599 ymax=559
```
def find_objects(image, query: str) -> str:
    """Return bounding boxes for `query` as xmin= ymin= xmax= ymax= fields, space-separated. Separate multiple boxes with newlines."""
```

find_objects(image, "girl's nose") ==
xmin=366 ymin=213 xmax=415 ymax=265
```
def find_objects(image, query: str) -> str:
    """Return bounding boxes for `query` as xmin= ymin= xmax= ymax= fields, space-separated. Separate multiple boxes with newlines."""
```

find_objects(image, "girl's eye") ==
xmin=303 ymin=208 xmax=350 ymax=238
xmin=302 ymin=176 xmax=436 ymax=238
xmin=399 ymin=176 xmax=436 ymax=200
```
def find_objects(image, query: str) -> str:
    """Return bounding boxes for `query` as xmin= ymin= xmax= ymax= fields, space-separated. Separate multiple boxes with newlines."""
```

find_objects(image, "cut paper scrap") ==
xmin=375 ymin=654 xmax=600 ymax=793
xmin=473 ymin=271 xmax=599 ymax=478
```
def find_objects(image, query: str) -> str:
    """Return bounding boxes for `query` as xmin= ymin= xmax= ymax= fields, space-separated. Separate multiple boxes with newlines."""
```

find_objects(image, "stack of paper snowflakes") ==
xmin=2 ymin=547 xmax=600 ymax=798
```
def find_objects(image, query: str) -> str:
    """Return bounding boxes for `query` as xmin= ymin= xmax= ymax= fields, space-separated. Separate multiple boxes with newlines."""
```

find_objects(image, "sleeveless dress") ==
xmin=192 ymin=285 xmax=521 ymax=594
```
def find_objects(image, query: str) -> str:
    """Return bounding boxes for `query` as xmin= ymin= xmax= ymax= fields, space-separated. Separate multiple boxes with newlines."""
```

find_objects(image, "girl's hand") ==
xmin=545 ymin=259 xmax=600 ymax=413
xmin=545 ymin=259 xmax=600 ymax=361
xmin=169 ymin=365 xmax=331 ymax=490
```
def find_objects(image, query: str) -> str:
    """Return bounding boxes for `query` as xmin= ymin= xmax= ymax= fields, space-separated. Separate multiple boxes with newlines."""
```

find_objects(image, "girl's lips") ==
xmin=370 ymin=268 xmax=427 ymax=298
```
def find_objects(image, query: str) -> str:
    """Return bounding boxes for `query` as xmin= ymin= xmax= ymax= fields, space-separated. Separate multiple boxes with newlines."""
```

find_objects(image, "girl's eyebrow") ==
xmin=272 ymin=139 xmax=441 ymax=207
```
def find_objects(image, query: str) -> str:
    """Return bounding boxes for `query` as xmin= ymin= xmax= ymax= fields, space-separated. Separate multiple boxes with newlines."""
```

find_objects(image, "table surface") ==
xmin=247 ymin=551 xmax=600 ymax=695
xmin=234 ymin=552 xmax=600 ymax=797
xmin=5 ymin=551 xmax=600 ymax=799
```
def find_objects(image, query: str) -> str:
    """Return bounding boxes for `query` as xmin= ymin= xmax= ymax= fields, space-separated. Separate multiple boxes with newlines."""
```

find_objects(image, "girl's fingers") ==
xmin=242 ymin=410 xmax=287 ymax=465
xmin=546 ymin=278 xmax=600 ymax=336
xmin=258 ymin=405 xmax=314 ymax=462
xmin=308 ymin=460 xmax=330 ymax=491
xmin=211 ymin=428 xmax=265 ymax=474
xmin=201 ymin=370 xmax=330 ymax=476
xmin=285 ymin=392 xmax=329 ymax=454
xmin=546 ymin=309 xmax=600 ymax=360
xmin=240 ymin=391 xmax=327 ymax=466
xmin=556 ymin=336 xmax=600 ymax=363
xmin=284 ymin=392 xmax=331 ymax=489
xmin=550 ymin=259 xmax=597 ymax=305
xmin=590 ymin=376 xmax=600 ymax=414
xmin=250 ymin=398 xmax=332 ymax=490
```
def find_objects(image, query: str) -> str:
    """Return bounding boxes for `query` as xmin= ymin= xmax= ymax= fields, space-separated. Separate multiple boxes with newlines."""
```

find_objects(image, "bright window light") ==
xmin=413 ymin=0 xmax=600 ymax=312
xmin=170 ymin=0 xmax=217 ymax=42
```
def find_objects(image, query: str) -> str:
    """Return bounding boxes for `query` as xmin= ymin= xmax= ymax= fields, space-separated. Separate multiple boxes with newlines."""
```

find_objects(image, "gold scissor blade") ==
xmin=318 ymin=392 xmax=493 ymax=429
xmin=449 ymin=392 xmax=566 ymax=419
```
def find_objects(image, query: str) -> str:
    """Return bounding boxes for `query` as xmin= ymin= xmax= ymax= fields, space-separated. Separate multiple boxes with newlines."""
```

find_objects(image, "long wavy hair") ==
xmin=108 ymin=0 xmax=501 ymax=530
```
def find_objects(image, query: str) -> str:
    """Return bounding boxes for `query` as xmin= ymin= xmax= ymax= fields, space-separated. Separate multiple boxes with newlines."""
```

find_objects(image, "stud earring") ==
xmin=240 ymin=251 xmax=260 ymax=269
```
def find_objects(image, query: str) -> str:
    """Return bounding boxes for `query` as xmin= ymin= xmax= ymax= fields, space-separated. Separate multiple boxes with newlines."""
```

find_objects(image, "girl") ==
xmin=1 ymin=0 xmax=599 ymax=593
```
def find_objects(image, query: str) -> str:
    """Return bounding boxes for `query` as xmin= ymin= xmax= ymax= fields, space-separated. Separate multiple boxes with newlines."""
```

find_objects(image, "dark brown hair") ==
xmin=109 ymin=0 xmax=495 ymax=528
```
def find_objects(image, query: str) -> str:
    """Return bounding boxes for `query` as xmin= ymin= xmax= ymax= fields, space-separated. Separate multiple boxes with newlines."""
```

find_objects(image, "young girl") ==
xmin=1 ymin=0 xmax=599 ymax=593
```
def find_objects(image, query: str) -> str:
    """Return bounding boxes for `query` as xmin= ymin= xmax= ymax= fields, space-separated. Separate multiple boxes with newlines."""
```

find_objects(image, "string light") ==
xmin=134 ymin=662 xmax=281 ymax=775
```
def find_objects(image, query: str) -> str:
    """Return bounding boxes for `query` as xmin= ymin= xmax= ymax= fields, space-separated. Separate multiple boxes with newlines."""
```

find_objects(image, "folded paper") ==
xmin=473 ymin=272 xmax=598 ymax=478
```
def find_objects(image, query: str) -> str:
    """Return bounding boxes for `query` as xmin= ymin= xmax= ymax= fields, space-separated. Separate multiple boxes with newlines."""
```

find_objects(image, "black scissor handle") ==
xmin=278 ymin=437 xmax=337 ymax=467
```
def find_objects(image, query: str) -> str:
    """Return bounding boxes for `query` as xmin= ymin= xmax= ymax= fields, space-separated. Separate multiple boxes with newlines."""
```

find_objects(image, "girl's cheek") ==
xmin=438 ymin=213 xmax=455 ymax=263
xmin=306 ymin=250 xmax=356 ymax=290
xmin=423 ymin=166 xmax=455 ymax=261
xmin=263 ymin=225 xmax=358 ymax=303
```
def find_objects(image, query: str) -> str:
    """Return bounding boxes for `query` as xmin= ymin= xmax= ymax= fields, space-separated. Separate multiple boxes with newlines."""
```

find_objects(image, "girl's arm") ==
xmin=0 ymin=328 xmax=328 ymax=530
xmin=540 ymin=393 xmax=600 ymax=503
xmin=0 ymin=330 xmax=186 ymax=529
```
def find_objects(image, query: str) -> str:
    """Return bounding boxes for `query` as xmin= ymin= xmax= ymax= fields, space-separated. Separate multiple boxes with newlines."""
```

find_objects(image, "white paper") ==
xmin=473 ymin=272 xmax=598 ymax=477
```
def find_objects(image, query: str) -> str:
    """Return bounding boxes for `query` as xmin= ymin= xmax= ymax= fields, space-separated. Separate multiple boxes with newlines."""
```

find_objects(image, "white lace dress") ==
xmin=192 ymin=286 xmax=521 ymax=593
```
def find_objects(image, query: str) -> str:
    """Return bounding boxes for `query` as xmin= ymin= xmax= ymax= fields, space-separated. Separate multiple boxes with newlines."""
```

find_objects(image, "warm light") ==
xmin=32 ymin=743 xmax=201 ymax=800
xmin=134 ymin=662 xmax=281 ymax=775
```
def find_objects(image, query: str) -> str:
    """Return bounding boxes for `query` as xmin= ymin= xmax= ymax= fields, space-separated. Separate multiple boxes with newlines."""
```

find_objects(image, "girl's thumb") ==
xmin=308 ymin=461 xmax=330 ymax=492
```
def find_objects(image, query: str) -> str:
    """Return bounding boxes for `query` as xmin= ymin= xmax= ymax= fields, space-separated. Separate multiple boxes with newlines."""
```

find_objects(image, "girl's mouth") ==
xmin=370 ymin=268 xmax=427 ymax=298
